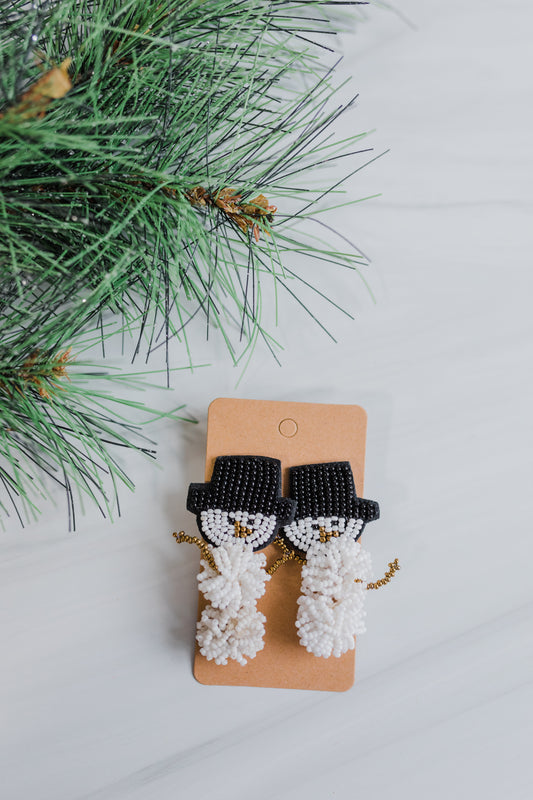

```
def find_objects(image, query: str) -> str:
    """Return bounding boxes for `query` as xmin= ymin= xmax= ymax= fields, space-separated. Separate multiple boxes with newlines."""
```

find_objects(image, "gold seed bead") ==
xmin=355 ymin=558 xmax=401 ymax=591
xmin=172 ymin=531 xmax=218 ymax=573
xmin=268 ymin=537 xmax=306 ymax=574
xmin=234 ymin=520 xmax=253 ymax=538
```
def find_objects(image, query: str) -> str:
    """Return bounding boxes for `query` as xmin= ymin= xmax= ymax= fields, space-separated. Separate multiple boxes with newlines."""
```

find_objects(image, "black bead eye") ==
xmin=311 ymin=522 xmax=320 ymax=530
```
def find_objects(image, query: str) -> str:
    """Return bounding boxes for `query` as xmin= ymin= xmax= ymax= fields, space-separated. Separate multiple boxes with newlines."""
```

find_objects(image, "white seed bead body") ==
xmin=296 ymin=536 xmax=373 ymax=658
xmin=196 ymin=540 xmax=270 ymax=665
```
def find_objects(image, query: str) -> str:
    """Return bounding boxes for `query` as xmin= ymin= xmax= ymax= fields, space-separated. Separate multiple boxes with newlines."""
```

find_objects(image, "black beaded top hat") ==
xmin=187 ymin=455 xmax=296 ymax=550
xmin=282 ymin=461 xmax=380 ymax=553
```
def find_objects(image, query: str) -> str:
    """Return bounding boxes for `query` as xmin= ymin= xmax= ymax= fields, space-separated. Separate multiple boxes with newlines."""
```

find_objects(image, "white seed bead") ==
xmin=196 ymin=541 xmax=270 ymax=665
xmin=296 ymin=536 xmax=373 ymax=658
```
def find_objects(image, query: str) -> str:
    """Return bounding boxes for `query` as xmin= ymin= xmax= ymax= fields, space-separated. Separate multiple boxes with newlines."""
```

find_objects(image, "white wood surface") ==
xmin=2 ymin=2 xmax=532 ymax=798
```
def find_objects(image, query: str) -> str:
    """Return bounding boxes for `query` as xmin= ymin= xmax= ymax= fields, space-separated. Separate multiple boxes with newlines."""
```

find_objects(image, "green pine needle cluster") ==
xmin=0 ymin=318 xmax=193 ymax=528
xmin=0 ymin=0 xmax=380 ymax=527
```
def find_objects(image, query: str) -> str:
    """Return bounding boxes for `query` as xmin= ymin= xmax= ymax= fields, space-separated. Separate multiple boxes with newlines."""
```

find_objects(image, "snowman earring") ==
xmin=184 ymin=455 xmax=295 ymax=666
xmin=282 ymin=462 xmax=380 ymax=658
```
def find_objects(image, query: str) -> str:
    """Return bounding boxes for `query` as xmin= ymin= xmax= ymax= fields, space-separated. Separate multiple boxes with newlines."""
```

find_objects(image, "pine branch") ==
xmin=0 ymin=0 xmax=383 ymax=528
xmin=0 ymin=323 xmax=192 ymax=528
xmin=1 ymin=0 xmax=376 ymax=363
xmin=0 ymin=346 xmax=72 ymax=400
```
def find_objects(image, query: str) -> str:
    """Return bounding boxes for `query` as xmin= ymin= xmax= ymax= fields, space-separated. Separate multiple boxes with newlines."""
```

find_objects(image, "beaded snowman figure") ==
xmin=282 ymin=462 xmax=380 ymax=658
xmin=187 ymin=456 xmax=295 ymax=665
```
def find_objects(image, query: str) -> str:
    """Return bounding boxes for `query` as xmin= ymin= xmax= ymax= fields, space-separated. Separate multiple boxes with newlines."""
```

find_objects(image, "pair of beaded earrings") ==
xmin=174 ymin=455 xmax=398 ymax=666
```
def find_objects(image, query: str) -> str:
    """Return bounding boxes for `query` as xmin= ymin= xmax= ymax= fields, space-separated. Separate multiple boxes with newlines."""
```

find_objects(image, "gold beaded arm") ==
xmin=172 ymin=532 xmax=400 ymax=590
xmin=268 ymin=539 xmax=401 ymax=590
xmin=172 ymin=531 xmax=218 ymax=573
xmin=266 ymin=537 xmax=306 ymax=575
xmin=356 ymin=558 xmax=400 ymax=590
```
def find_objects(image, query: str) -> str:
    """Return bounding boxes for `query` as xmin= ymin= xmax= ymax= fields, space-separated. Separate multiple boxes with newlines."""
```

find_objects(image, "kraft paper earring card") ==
xmin=192 ymin=397 xmax=373 ymax=692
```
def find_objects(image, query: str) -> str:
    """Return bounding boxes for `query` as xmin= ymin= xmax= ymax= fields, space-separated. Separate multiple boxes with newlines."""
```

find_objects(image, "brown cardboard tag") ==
xmin=193 ymin=398 xmax=368 ymax=692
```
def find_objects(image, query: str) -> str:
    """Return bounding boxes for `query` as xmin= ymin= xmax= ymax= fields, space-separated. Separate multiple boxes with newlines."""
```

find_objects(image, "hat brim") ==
xmin=187 ymin=483 xmax=210 ymax=515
